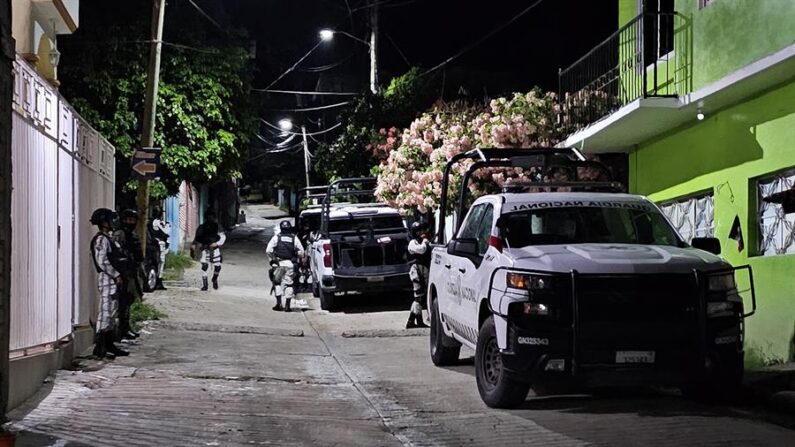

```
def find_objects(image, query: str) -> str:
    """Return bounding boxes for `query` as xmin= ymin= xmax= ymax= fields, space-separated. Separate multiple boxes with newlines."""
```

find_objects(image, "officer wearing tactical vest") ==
xmin=89 ymin=208 xmax=130 ymax=359
xmin=406 ymin=221 xmax=431 ymax=329
xmin=266 ymin=221 xmax=304 ymax=312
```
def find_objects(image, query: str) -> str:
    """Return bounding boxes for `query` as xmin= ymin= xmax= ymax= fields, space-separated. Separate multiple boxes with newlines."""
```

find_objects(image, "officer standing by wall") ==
xmin=149 ymin=208 xmax=171 ymax=290
xmin=406 ymin=221 xmax=431 ymax=329
xmin=89 ymin=208 xmax=129 ymax=359
xmin=115 ymin=209 xmax=143 ymax=341
xmin=266 ymin=221 xmax=304 ymax=312
xmin=194 ymin=210 xmax=226 ymax=291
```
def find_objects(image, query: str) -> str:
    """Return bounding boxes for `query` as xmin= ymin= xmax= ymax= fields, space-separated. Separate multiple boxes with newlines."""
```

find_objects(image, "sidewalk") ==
xmin=745 ymin=362 xmax=795 ymax=418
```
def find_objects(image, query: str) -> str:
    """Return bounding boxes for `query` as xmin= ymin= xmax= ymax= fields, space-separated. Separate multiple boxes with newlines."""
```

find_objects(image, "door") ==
xmin=459 ymin=203 xmax=496 ymax=340
xmin=440 ymin=203 xmax=487 ymax=343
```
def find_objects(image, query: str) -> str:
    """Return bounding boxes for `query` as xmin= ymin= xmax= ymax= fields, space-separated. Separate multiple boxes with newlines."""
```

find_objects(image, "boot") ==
xmin=212 ymin=275 xmax=219 ymax=290
xmin=284 ymin=298 xmax=292 ymax=312
xmin=105 ymin=333 xmax=129 ymax=357
xmin=92 ymin=333 xmax=107 ymax=359
xmin=272 ymin=296 xmax=283 ymax=311
xmin=405 ymin=313 xmax=417 ymax=329
xmin=155 ymin=278 xmax=167 ymax=291
xmin=201 ymin=277 xmax=209 ymax=291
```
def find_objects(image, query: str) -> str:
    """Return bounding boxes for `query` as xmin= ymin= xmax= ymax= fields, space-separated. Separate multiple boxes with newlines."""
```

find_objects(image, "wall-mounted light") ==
xmin=696 ymin=109 xmax=705 ymax=121
xmin=48 ymin=44 xmax=61 ymax=69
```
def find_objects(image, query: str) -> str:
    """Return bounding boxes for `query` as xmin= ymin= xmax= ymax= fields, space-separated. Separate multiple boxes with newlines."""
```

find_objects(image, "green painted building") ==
xmin=559 ymin=0 xmax=795 ymax=364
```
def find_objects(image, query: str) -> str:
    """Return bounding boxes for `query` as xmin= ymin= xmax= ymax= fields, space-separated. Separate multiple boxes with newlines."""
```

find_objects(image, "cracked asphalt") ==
xmin=9 ymin=204 xmax=795 ymax=446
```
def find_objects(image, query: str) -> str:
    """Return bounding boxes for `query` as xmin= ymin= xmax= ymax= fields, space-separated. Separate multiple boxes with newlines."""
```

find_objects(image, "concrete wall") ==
xmin=1 ymin=0 xmax=14 ymax=421
xmin=630 ymin=79 xmax=795 ymax=363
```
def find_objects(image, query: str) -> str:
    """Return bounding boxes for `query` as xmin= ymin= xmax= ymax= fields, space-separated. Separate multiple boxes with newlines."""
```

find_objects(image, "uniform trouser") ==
xmin=97 ymin=274 xmax=118 ymax=334
xmin=118 ymin=273 xmax=138 ymax=335
xmin=200 ymin=247 xmax=223 ymax=279
xmin=409 ymin=264 xmax=429 ymax=315
xmin=272 ymin=263 xmax=295 ymax=300
xmin=158 ymin=242 xmax=167 ymax=278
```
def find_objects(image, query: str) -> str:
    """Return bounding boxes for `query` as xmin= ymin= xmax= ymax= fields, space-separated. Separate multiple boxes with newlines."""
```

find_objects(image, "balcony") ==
xmin=558 ymin=12 xmax=690 ymax=141
xmin=558 ymin=10 xmax=795 ymax=153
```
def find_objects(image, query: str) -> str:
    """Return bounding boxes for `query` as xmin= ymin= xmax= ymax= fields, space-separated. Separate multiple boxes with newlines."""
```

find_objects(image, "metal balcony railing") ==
xmin=559 ymin=11 xmax=690 ymax=134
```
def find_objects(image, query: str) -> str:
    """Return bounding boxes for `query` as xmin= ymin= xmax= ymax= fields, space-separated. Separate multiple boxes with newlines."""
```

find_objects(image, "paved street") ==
xmin=9 ymin=204 xmax=795 ymax=446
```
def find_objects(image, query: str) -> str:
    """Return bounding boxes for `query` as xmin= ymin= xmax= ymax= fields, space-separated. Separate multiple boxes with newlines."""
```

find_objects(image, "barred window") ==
xmin=757 ymin=170 xmax=795 ymax=256
xmin=659 ymin=192 xmax=714 ymax=243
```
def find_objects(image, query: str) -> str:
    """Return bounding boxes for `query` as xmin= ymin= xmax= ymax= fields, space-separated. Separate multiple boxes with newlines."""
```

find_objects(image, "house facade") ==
xmin=560 ymin=0 xmax=795 ymax=364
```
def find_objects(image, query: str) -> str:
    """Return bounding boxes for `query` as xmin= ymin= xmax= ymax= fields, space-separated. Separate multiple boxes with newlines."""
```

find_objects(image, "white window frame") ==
xmin=756 ymin=169 xmax=795 ymax=257
xmin=658 ymin=191 xmax=715 ymax=243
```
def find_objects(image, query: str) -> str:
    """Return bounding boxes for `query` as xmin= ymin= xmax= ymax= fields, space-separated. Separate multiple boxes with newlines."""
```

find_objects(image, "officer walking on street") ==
xmin=406 ymin=221 xmax=431 ymax=329
xmin=149 ymin=207 xmax=171 ymax=290
xmin=266 ymin=221 xmax=305 ymax=312
xmin=89 ymin=208 xmax=129 ymax=359
xmin=194 ymin=210 xmax=226 ymax=291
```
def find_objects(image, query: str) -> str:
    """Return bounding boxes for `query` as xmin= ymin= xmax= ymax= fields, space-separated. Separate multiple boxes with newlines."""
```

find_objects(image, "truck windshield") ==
xmin=502 ymin=206 xmax=681 ymax=247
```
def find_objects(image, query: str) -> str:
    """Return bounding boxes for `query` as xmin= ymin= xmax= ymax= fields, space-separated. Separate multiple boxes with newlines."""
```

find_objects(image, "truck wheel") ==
xmin=430 ymin=297 xmax=460 ymax=366
xmin=144 ymin=263 xmax=157 ymax=293
xmin=312 ymin=279 xmax=319 ymax=298
xmin=476 ymin=316 xmax=530 ymax=408
xmin=319 ymin=287 xmax=334 ymax=311
xmin=681 ymin=352 xmax=743 ymax=403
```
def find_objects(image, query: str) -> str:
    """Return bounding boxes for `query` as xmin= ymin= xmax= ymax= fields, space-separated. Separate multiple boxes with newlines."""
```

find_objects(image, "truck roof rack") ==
xmin=295 ymin=185 xmax=330 ymax=225
xmin=436 ymin=148 xmax=624 ymax=244
xmin=320 ymin=177 xmax=379 ymax=235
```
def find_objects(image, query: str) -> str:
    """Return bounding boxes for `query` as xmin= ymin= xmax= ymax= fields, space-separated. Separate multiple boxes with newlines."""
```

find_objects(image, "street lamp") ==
xmin=318 ymin=27 xmax=378 ymax=94
xmin=278 ymin=118 xmax=294 ymax=132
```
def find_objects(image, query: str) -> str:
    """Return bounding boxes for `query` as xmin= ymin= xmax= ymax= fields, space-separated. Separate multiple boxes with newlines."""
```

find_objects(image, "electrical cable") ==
xmin=265 ymin=100 xmax=353 ymax=113
xmin=385 ymin=32 xmax=411 ymax=66
xmin=420 ymin=0 xmax=545 ymax=77
xmin=261 ymin=120 xmax=343 ymax=137
xmin=297 ymin=55 xmax=353 ymax=72
xmin=252 ymin=88 xmax=360 ymax=96
xmin=262 ymin=41 xmax=324 ymax=91
xmin=186 ymin=0 xmax=227 ymax=34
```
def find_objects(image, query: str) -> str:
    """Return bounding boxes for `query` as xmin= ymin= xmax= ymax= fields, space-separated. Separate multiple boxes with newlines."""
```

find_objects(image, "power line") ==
xmin=186 ymin=0 xmax=226 ymax=34
xmin=262 ymin=41 xmax=324 ymax=91
xmin=252 ymin=88 xmax=360 ymax=96
xmin=261 ymin=119 xmax=343 ymax=137
xmin=265 ymin=100 xmax=353 ymax=113
xmin=420 ymin=0 xmax=546 ymax=77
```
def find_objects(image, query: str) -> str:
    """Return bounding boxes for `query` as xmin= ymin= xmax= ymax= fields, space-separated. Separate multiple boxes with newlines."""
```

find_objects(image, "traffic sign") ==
xmin=132 ymin=147 xmax=162 ymax=179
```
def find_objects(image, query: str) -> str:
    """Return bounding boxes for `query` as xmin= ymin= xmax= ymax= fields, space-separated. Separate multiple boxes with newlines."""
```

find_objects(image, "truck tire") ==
xmin=475 ymin=316 xmax=531 ymax=408
xmin=312 ymin=279 xmax=320 ymax=298
xmin=319 ymin=287 xmax=334 ymax=311
xmin=430 ymin=297 xmax=460 ymax=366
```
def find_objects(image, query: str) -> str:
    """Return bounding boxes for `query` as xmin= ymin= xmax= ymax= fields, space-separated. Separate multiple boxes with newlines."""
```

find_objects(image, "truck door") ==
xmin=458 ymin=203 xmax=497 ymax=338
xmin=441 ymin=203 xmax=487 ymax=343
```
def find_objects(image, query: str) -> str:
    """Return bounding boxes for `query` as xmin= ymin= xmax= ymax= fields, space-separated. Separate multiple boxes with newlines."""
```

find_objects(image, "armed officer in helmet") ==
xmin=194 ymin=210 xmax=226 ymax=291
xmin=114 ymin=209 xmax=143 ymax=341
xmin=89 ymin=208 xmax=130 ymax=359
xmin=148 ymin=207 xmax=171 ymax=291
xmin=266 ymin=221 xmax=305 ymax=312
xmin=406 ymin=221 xmax=431 ymax=329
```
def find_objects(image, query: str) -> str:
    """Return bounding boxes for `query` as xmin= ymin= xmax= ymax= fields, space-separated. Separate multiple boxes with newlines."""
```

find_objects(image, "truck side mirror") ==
xmin=448 ymin=238 xmax=479 ymax=257
xmin=691 ymin=237 xmax=721 ymax=255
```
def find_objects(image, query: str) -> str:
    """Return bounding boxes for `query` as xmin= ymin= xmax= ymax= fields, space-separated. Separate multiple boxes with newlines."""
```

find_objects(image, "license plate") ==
xmin=615 ymin=351 xmax=655 ymax=364
xmin=366 ymin=276 xmax=384 ymax=283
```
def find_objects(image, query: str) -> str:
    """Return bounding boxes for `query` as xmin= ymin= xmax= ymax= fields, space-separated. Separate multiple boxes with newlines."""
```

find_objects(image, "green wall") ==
xmin=630 ymin=79 xmax=795 ymax=362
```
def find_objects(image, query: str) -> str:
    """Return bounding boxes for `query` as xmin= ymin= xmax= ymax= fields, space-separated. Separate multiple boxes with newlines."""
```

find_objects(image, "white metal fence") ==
xmin=9 ymin=56 xmax=115 ymax=356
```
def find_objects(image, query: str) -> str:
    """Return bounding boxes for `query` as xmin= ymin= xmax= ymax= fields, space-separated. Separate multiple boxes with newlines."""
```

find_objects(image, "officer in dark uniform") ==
xmin=114 ymin=209 xmax=143 ymax=341
xmin=406 ymin=221 xmax=431 ymax=329
xmin=194 ymin=210 xmax=226 ymax=291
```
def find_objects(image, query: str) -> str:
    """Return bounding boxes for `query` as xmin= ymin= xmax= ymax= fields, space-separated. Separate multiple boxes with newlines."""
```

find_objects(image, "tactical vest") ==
xmin=90 ymin=232 xmax=128 ymax=274
xmin=273 ymin=233 xmax=296 ymax=261
xmin=408 ymin=239 xmax=432 ymax=268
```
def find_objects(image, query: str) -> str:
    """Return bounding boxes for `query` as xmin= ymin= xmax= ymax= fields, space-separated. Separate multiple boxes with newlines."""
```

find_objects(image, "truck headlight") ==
xmin=707 ymin=272 xmax=736 ymax=292
xmin=507 ymin=272 xmax=553 ymax=290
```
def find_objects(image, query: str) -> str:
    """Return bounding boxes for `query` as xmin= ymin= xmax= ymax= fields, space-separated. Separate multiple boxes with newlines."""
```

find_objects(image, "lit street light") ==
xmin=318 ymin=21 xmax=379 ymax=94
xmin=319 ymin=28 xmax=334 ymax=42
xmin=278 ymin=118 xmax=294 ymax=132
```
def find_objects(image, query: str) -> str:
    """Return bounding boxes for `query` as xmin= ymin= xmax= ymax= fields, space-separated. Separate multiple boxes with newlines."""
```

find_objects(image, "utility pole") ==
xmin=369 ymin=0 xmax=379 ymax=94
xmin=0 ymin=0 xmax=13 ymax=422
xmin=135 ymin=0 xmax=166 ymax=251
xmin=301 ymin=126 xmax=311 ymax=188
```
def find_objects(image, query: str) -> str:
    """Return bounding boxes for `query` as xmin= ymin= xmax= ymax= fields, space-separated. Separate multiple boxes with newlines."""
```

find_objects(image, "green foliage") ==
xmin=163 ymin=251 xmax=194 ymax=281
xmin=130 ymin=300 xmax=167 ymax=330
xmin=313 ymin=68 xmax=437 ymax=183
xmin=59 ymin=1 xmax=257 ymax=198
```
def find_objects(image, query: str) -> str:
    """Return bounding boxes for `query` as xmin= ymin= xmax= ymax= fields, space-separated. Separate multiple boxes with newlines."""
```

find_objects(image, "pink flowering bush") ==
xmin=373 ymin=88 xmax=603 ymax=216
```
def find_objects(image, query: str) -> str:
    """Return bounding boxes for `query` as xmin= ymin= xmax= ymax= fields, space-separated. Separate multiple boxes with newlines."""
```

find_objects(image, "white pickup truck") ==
xmin=309 ymin=178 xmax=412 ymax=310
xmin=427 ymin=149 xmax=756 ymax=408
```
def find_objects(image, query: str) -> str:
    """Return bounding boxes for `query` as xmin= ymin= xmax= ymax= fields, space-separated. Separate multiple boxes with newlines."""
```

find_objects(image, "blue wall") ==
xmin=165 ymin=195 xmax=182 ymax=253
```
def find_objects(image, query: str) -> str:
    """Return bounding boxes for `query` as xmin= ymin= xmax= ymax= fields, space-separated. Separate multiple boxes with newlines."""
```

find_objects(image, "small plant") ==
xmin=163 ymin=251 xmax=194 ymax=281
xmin=130 ymin=300 xmax=167 ymax=331
xmin=744 ymin=342 xmax=786 ymax=369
